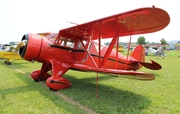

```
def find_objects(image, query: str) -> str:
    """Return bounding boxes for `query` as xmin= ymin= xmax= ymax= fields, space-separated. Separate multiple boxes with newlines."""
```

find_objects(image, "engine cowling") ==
xmin=19 ymin=34 xmax=42 ymax=62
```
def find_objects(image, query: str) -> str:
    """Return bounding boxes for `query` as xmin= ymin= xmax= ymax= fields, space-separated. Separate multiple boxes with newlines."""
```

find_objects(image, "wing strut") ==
xmin=96 ymin=22 xmax=102 ymax=98
xmin=125 ymin=36 xmax=132 ymax=70
xmin=125 ymin=17 xmax=133 ymax=70
xmin=115 ymin=32 xmax=119 ymax=69
xmin=79 ymin=39 xmax=98 ymax=68
xmin=54 ymin=32 xmax=61 ymax=44
xmin=100 ymin=32 xmax=119 ymax=67
xmin=98 ymin=22 xmax=101 ymax=68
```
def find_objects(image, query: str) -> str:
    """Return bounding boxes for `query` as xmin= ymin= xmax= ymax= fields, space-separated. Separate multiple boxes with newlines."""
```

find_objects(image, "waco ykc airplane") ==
xmin=18 ymin=6 xmax=170 ymax=91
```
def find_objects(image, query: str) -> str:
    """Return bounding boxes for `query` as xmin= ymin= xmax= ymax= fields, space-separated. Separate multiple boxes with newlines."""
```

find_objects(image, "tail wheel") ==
xmin=46 ymin=76 xmax=72 ymax=91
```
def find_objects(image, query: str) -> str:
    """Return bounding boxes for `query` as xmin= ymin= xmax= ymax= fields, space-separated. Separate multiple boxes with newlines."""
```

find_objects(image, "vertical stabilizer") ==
xmin=130 ymin=45 xmax=162 ymax=70
xmin=130 ymin=45 xmax=145 ymax=62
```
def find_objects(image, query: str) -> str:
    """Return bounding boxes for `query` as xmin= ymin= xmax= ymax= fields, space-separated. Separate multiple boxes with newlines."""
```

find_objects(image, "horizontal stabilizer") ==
xmin=139 ymin=59 xmax=162 ymax=70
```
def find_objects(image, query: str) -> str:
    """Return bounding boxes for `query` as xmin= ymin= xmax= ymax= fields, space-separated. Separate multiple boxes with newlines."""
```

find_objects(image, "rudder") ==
xmin=130 ymin=45 xmax=145 ymax=62
xmin=130 ymin=45 xmax=162 ymax=70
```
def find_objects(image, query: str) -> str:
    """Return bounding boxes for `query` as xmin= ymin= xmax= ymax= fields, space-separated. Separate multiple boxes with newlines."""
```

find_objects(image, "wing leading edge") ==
xmin=58 ymin=6 xmax=170 ymax=40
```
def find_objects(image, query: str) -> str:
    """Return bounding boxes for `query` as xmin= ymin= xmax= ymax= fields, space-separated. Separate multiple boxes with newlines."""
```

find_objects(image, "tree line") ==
xmin=104 ymin=36 xmax=168 ymax=46
xmin=137 ymin=36 xmax=168 ymax=45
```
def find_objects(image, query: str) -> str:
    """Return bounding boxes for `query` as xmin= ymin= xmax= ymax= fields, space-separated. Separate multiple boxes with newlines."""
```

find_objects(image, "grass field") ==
xmin=0 ymin=50 xmax=180 ymax=114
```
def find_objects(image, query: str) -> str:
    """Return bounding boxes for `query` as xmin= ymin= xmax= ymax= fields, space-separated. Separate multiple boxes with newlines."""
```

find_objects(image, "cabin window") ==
xmin=94 ymin=43 xmax=104 ymax=52
xmin=78 ymin=40 xmax=87 ymax=49
xmin=77 ymin=40 xmax=91 ymax=51
xmin=59 ymin=37 xmax=75 ymax=48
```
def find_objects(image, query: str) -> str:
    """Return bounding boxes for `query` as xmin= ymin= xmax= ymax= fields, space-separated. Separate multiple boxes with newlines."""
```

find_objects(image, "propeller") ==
xmin=19 ymin=34 xmax=28 ymax=58
xmin=17 ymin=40 xmax=27 ymax=48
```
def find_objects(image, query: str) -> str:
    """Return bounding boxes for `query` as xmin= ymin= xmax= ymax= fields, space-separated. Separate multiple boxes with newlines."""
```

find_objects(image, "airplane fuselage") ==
xmin=20 ymin=34 xmax=139 ymax=72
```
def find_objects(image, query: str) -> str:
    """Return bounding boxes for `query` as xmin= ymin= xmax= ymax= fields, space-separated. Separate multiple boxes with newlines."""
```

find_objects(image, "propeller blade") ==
xmin=17 ymin=40 xmax=27 ymax=48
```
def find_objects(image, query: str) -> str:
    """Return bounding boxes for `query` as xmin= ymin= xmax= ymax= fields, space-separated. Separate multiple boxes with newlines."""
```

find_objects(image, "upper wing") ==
xmin=58 ymin=6 xmax=170 ymax=40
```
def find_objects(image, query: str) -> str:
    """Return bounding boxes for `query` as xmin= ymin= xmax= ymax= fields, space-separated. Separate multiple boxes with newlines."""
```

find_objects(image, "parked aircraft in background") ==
xmin=174 ymin=43 xmax=180 ymax=50
xmin=144 ymin=44 xmax=169 ymax=56
xmin=0 ymin=44 xmax=12 ymax=50
xmin=0 ymin=44 xmax=22 ymax=65
xmin=144 ymin=46 xmax=157 ymax=55
xmin=113 ymin=45 xmax=124 ymax=52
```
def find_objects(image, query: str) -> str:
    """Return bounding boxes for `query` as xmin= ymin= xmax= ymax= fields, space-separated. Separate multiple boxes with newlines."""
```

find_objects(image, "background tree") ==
xmin=137 ymin=36 xmax=146 ymax=45
xmin=160 ymin=38 xmax=167 ymax=44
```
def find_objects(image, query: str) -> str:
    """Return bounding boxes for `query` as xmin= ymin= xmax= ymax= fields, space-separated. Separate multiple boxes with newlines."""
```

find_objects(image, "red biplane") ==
xmin=18 ymin=6 xmax=170 ymax=91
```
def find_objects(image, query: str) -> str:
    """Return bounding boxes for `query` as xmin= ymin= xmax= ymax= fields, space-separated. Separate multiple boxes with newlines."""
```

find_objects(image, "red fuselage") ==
xmin=19 ymin=33 xmax=140 ymax=71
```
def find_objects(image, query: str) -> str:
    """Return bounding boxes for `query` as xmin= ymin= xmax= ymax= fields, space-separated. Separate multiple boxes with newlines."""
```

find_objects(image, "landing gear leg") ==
xmin=31 ymin=70 xmax=51 ymax=82
xmin=31 ymin=63 xmax=52 ymax=82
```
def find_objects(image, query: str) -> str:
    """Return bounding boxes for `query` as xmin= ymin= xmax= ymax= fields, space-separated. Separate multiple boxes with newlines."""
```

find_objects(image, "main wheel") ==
xmin=6 ymin=62 xmax=11 ymax=65
xmin=46 ymin=76 xmax=72 ymax=91
xmin=4 ymin=61 xmax=7 ymax=64
xmin=49 ymin=87 xmax=58 ymax=92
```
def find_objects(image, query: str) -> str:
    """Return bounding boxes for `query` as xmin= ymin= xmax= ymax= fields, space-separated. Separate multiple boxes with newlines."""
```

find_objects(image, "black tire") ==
xmin=6 ymin=62 xmax=11 ymax=65
xmin=34 ymin=79 xmax=40 ymax=82
xmin=49 ymin=87 xmax=58 ymax=92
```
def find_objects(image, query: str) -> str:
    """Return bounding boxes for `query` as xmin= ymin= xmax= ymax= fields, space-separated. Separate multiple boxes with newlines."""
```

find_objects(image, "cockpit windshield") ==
xmin=45 ymin=33 xmax=58 ymax=42
xmin=39 ymin=33 xmax=90 ymax=50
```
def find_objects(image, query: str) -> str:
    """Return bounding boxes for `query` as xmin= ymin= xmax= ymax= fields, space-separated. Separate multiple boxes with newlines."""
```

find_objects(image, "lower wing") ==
xmin=71 ymin=63 xmax=155 ymax=80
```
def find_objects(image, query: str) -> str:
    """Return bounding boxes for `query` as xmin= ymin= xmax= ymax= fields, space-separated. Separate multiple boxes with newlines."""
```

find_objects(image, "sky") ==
xmin=0 ymin=0 xmax=179 ymax=44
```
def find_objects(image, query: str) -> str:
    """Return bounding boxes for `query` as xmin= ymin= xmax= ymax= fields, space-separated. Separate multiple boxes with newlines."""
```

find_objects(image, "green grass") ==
xmin=0 ymin=50 xmax=180 ymax=114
